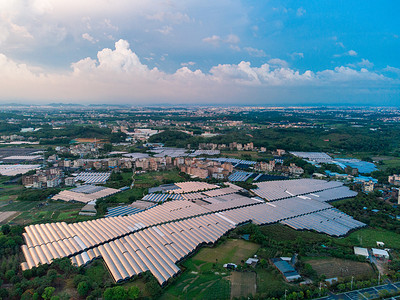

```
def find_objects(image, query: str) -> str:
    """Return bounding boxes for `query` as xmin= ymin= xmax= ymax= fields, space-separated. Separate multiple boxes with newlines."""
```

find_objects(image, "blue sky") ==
xmin=0 ymin=0 xmax=399 ymax=105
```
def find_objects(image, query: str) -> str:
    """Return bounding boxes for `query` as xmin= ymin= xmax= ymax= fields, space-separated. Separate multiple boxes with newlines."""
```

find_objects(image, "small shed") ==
xmin=354 ymin=247 xmax=369 ymax=258
xmin=372 ymin=248 xmax=389 ymax=259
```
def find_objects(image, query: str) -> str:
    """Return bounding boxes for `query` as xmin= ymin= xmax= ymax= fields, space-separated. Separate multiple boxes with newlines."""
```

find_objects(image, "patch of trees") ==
xmin=333 ymin=192 xmax=400 ymax=233
xmin=17 ymin=188 xmax=60 ymax=202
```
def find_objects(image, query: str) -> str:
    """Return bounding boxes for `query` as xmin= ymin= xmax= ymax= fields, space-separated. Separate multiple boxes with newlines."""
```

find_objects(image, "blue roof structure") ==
xmin=105 ymin=206 xmax=144 ymax=218
xmin=228 ymin=171 xmax=254 ymax=182
xmin=142 ymin=193 xmax=184 ymax=203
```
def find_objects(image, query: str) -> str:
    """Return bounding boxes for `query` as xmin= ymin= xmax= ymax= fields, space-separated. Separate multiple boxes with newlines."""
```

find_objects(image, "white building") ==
xmin=372 ymin=248 xmax=389 ymax=259
xmin=354 ymin=247 xmax=369 ymax=258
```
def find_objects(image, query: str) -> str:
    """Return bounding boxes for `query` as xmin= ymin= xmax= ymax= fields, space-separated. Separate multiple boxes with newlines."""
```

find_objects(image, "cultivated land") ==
xmin=0 ymin=200 xmax=91 ymax=225
xmin=162 ymin=239 xmax=259 ymax=299
xmin=1 ymin=107 xmax=400 ymax=298
xmin=304 ymin=257 xmax=375 ymax=279
xmin=194 ymin=239 xmax=260 ymax=264
xmin=230 ymin=271 xmax=257 ymax=299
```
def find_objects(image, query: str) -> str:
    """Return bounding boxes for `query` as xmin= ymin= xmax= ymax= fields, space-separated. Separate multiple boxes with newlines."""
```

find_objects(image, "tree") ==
xmin=127 ymin=286 xmax=141 ymax=299
xmin=77 ymin=281 xmax=90 ymax=297
xmin=1 ymin=224 xmax=10 ymax=235
xmin=104 ymin=286 xmax=128 ymax=300
xmin=42 ymin=287 xmax=56 ymax=300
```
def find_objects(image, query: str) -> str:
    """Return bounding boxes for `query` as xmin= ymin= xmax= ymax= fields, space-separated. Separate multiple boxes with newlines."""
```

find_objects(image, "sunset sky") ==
xmin=0 ymin=0 xmax=399 ymax=105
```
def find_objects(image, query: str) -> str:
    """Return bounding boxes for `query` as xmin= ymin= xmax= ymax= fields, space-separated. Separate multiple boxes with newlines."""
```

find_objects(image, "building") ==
xmin=245 ymin=256 xmax=259 ymax=267
xmin=79 ymin=203 xmax=97 ymax=216
xmin=271 ymin=258 xmax=301 ymax=282
xmin=288 ymin=163 xmax=304 ymax=176
xmin=388 ymin=174 xmax=400 ymax=185
xmin=363 ymin=181 xmax=375 ymax=193
xmin=65 ymin=177 xmax=75 ymax=186
xmin=22 ymin=168 xmax=63 ymax=188
xmin=371 ymin=248 xmax=389 ymax=259
xmin=354 ymin=247 xmax=369 ymax=258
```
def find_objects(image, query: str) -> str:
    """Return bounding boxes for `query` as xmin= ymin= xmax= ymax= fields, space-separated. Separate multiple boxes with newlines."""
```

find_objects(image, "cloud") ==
xmin=156 ymin=25 xmax=173 ymax=35
xmin=203 ymin=34 xmax=240 ymax=46
xmin=290 ymin=52 xmax=304 ymax=59
xmin=146 ymin=12 xmax=190 ymax=24
xmin=244 ymin=47 xmax=267 ymax=57
xmin=0 ymin=39 xmax=397 ymax=104
xmin=384 ymin=66 xmax=400 ymax=75
xmin=82 ymin=33 xmax=97 ymax=43
xmin=181 ymin=61 xmax=196 ymax=66
xmin=348 ymin=50 xmax=357 ymax=56
xmin=296 ymin=7 xmax=306 ymax=17
xmin=334 ymin=49 xmax=358 ymax=58
xmin=357 ymin=59 xmax=373 ymax=68
xmin=224 ymin=34 xmax=240 ymax=44
xmin=268 ymin=58 xmax=288 ymax=68
xmin=202 ymin=35 xmax=221 ymax=45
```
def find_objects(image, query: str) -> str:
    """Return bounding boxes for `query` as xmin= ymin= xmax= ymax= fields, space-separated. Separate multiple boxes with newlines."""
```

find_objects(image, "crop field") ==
xmin=230 ymin=271 xmax=256 ymax=299
xmin=0 ymin=200 xmax=90 ymax=225
xmin=194 ymin=239 xmax=260 ymax=264
xmin=305 ymin=257 xmax=375 ymax=279
xmin=0 ymin=211 xmax=18 ymax=223
xmin=342 ymin=228 xmax=400 ymax=249
xmin=162 ymin=239 xmax=260 ymax=299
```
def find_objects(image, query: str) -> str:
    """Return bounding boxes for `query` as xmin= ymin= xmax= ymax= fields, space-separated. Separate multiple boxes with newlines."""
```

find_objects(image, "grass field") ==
xmin=304 ymin=257 xmax=375 ymax=279
xmin=195 ymin=239 xmax=260 ymax=264
xmin=230 ymin=271 xmax=256 ymax=298
xmin=134 ymin=170 xmax=186 ymax=188
xmin=256 ymin=266 xmax=297 ymax=296
xmin=161 ymin=239 xmax=259 ymax=300
xmin=341 ymin=228 xmax=400 ymax=249
xmin=0 ymin=200 xmax=90 ymax=225
xmin=259 ymin=223 xmax=329 ymax=244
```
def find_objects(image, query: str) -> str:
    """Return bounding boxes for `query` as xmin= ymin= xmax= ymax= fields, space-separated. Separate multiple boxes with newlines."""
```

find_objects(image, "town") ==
xmin=0 ymin=105 xmax=400 ymax=299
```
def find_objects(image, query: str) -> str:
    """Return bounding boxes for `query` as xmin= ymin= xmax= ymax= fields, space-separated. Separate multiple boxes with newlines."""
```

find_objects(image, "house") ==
xmin=245 ymin=256 xmax=259 ymax=267
xmin=371 ymin=248 xmax=389 ymax=259
xmin=354 ymin=247 xmax=369 ymax=258
xmin=271 ymin=258 xmax=301 ymax=282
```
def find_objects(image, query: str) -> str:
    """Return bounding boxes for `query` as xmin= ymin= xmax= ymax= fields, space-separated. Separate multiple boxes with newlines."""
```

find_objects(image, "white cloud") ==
xmin=290 ymin=52 xmax=304 ymax=59
xmin=146 ymin=12 xmax=190 ymax=24
xmin=348 ymin=50 xmax=357 ymax=56
xmin=202 ymin=35 xmax=221 ymax=45
xmin=104 ymin=19 xmax=118 ymax=31
xmin=82 ymin=33 xmax=97 ymax=43
xmin=156 ymin=25 xmax=173 ymax=35
xmin=229 ymin=45 xmax=241 ymax=51
xmin=181 ymin=61 xmax=196 ymax=66
xmin=0 ymin=39 xmax=396 ymax=104
xmin=203 ymin=34 xmax=240 ymax=48
xmin=224 ymin=34 xmax=240 ymax=44
xmin=334 ymin=49 xmax=358 ymax=58
xmin=268 ymin=58 xmax=288 ymax=68
xmin=244 ymin=47 xmax=267 ymax=57
xmin=384 ymin=66 xmax=400 ymax=75
xmin=358 ymin=59 xmax=373 ymax=68
xmin=296 ymin=7 xmax=306 ymax=17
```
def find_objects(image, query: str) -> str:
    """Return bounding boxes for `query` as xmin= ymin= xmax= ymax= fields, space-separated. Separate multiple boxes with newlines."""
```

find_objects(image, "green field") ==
xmin=341 ymin=228 xmax=400 ymax=249
xmin=161 ymin=239 xmax=259 ymax=300
xmin=0 ymin=200 xmax=93 ymax=225
xmin=195 ymin=239 xmax=260 ymax=264
xmin=256 ymin=267 xmax=297 ymax=296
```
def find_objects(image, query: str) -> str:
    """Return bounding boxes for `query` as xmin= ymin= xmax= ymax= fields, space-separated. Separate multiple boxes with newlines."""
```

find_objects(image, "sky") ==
xmin=0 ymin=0 xmax=399 ymax=106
